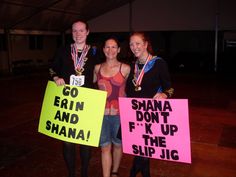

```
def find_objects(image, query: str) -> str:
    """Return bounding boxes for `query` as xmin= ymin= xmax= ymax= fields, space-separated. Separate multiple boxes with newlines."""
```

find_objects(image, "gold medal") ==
xmin=76 ymin=68 xmax=84 ymax=76
xmin=135 ymin=86 xmax=142 ymax=91
xmin=71 ymin=44 xmax=90 ymax=77
xmin=76 ymin=71 xmax=82 ymax=75
xmin=132 ymin=54 xmax=152 ymax=92
xmin=133 ymin=78 xmax=142 ymax=91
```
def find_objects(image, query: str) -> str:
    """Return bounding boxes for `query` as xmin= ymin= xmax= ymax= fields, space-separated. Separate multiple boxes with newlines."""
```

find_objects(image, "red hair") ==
xmin=130 ymin=32 xmax=154 ymax=55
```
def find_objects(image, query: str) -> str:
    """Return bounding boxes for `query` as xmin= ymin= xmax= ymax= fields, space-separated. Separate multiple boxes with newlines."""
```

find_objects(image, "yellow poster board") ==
xmin=38 ymin=81 xmax=107 ymax=147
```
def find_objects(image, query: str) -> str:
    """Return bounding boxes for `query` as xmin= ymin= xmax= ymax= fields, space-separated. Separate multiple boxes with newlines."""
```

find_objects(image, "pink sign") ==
xmin=119 ymin=98 xmax=191 ymax=163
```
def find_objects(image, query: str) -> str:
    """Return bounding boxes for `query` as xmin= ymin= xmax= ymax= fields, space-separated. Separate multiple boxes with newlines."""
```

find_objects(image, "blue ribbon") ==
xmin=144 ymin=56 xmax=161 ymax=73
xmin=143 ymin=56 xmax=163 ymax=92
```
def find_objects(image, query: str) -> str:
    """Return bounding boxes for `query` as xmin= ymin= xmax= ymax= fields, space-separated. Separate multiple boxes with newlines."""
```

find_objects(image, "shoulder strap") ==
xmin=119 ymin=62 xmax=122 ymax=72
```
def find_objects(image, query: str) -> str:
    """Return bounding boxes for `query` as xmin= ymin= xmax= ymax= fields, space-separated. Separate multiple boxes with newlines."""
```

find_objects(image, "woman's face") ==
xmin=72 ymin=21 xmax=89 ymax=45
xmin=103 ymin=39 xmax=120 ymax=60
xmin=129 ymin=34 xmax=148 ymax=59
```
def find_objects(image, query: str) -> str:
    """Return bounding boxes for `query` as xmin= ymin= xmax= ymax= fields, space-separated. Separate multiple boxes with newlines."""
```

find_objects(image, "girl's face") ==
xmin=72 ymin=22 xmax=89 ymax=45
xmin=129 ymin=34 xmax=148 ymax=59
xmin=103 ymin=39 xmax=120 ymax=60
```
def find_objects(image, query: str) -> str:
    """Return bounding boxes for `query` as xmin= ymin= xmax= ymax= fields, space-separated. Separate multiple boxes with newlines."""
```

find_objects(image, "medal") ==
xmin=132 ymin=78 xmax=141 ymax=91
xmin=132 ymin=53 xmax=152 ymax=92
xmin=76 ymin=71 xmax=82 ymax=76
xmin=76 ymin=68 xmax=84 ymax=76
xmin=71 ymin=44 xmax=90 ymax=76
xmin=135 ymin=86 xmax=142 ymax=91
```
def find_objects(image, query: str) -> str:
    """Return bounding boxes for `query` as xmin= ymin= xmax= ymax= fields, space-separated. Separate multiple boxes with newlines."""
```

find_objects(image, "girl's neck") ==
xmin=138 ymin=52 xmax=150 ymax=64
xmin=75 ymin=43 xmax=86 ymax=50
xmin=106 ymin=58 xmax=119 ymax=66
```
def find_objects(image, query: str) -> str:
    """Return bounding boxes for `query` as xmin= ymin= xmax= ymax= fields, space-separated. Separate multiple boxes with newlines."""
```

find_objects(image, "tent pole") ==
xmin=214 ymin=0 xmax=220 ymax=72
xmin=214 ymin=13 xmax=219 ymax=72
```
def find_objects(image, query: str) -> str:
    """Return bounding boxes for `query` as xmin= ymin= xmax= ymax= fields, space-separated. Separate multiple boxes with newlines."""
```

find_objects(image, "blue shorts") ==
xmin=99 ymin=115 xmax=122 ymax=147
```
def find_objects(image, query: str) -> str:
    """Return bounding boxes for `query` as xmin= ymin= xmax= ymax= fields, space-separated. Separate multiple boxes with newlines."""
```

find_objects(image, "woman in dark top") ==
xmin=49 ymin=20 xmax=100 ymax=177
xmin=126 ymin=32 xmax=174 ymax=177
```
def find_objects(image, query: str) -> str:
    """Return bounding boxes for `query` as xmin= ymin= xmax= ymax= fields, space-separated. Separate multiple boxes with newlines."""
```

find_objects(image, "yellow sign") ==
xmin=38 ymin=81 xmax=107 ymax=147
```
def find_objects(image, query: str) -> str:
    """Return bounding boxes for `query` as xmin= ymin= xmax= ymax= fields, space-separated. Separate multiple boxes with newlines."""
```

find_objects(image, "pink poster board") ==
xmin=119 ymin=98 xmax=191 ymax=163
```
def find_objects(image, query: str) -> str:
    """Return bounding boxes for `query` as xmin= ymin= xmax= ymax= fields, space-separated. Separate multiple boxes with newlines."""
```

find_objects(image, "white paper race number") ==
xmin=70 ymin=75 xmax=85 ymax=86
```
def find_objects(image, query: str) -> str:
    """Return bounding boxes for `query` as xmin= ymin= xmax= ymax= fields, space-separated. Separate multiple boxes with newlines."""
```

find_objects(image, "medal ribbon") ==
xmin=133 ymin=54 xmax=151 ymax=87
xmin=71 ymin=44 xmax=90 ymax=72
